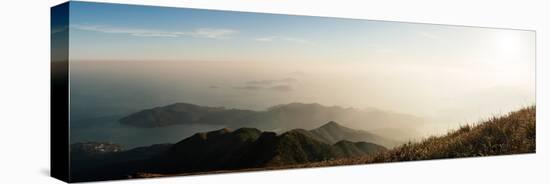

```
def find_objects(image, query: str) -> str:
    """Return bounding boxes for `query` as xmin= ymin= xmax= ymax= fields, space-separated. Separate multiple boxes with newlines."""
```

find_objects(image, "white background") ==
xmin=0 ymin=0 xmax=548 ymax=183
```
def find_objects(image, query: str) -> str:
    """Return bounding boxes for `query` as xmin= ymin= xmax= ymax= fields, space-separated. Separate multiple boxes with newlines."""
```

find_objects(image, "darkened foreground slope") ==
xmin=294 ymin=106 xmax=536 ymax=168
xmin=152 ymin=127 xmax=385 ymax=173
xmin=70 ymin=122 xmax=386 ymax=182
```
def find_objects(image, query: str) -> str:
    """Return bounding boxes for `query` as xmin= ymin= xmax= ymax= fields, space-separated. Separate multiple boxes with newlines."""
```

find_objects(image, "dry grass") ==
xmin=296 ymin=106 xmax=536 ymax=167
xmin=371 ymin=106 xmax=535 ymax=162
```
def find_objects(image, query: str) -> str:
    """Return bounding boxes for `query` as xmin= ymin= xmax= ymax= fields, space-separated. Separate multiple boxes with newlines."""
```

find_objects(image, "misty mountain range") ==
xmin=120 ymin=102 xmax=424 ymax=141
xmin=71 ymin=121 xmax=387 ymax=182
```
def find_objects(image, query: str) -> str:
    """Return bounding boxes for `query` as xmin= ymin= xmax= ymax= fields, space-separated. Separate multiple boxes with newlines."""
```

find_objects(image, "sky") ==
xmin=65 ymin=1 xmax=535 ymax=134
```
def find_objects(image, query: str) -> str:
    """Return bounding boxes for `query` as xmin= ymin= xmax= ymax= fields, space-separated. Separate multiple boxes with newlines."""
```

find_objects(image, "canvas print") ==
xmin=51 ymin=1 xmax=535 ymax=182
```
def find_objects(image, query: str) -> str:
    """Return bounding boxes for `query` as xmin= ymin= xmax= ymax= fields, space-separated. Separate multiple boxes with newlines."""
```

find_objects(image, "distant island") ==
xmin=119 ymin=102 xmax=424 ymax=141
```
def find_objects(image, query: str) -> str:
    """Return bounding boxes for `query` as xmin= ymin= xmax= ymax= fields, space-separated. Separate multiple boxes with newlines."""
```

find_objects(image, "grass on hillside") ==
xmin=284 ymin=106 xmax=535 ymax=168
xmin=371 ymin=106 xmax=535 ymax=162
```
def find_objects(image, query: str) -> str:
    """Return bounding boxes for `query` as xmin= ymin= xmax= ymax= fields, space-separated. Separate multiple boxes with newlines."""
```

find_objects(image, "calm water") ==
xmin=69 ymin=115 xmax=224 ymax=149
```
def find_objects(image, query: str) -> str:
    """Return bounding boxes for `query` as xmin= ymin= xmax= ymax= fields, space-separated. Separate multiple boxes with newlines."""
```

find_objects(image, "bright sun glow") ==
xmin=493 ymin=30 xmax=525 ymax=57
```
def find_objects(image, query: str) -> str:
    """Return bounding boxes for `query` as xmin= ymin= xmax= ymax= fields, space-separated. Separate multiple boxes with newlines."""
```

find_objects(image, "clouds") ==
xmin=71 ymin=24 xmax=238 ymax=39
xmin=193 ymin=28 xmax=239 ymax=39
xmin=269 ymin=85 xmax=293 ymax=92
xmin=233 ymin=85 xmax=293 ymax=92
xmin=246 ymin=78 xmax=297 ymax=86
xmin=255 ymin=36 xmax=310 ymax=44
xmin=233 ymin=77 xmax=297 ymax=92
xmin=71 ymin=24 xmax=314 ymax=45
xmin=233 ymin=86 xmax=263 ymax=91
xmin=418 ymin=31 xmax=441 ymax=40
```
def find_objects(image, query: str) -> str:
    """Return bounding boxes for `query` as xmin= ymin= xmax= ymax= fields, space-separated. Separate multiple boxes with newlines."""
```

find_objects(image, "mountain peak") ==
xmin=218 ymin=127 xmax=232 ymax=133
xmin=308 ymin=121 xmax=398 ymax=148
xmin=192 ymin=128 xmax=232 ymax=140
xmin=320 ymin=121 xmax=342 ymax=129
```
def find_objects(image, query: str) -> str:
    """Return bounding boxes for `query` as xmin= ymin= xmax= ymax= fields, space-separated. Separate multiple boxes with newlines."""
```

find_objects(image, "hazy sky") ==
xmin=67 ymin=2 xmax=535 ymax=133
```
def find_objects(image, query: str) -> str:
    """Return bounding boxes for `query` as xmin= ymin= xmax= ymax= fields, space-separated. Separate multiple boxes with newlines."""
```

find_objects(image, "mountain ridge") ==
xmin=310 ymin=121 xmax=399 ymax=147
xmin=119 ymin=102 xmax=424 ymax=136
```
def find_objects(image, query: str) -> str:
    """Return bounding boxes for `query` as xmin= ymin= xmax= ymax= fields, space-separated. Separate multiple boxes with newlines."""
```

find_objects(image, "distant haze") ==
xmin=69 ymin=58 xmax=534 ymax=136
